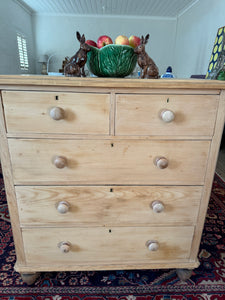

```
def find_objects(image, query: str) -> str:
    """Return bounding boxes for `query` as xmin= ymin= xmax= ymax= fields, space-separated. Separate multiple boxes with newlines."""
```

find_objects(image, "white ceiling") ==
xmin=18 ymin=0 xmax=199 ymax=18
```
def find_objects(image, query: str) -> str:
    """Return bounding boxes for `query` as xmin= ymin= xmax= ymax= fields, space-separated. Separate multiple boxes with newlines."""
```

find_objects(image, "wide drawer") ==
xmin=9 ymin=139 xmax=210 ymax=185
xmin=116 ymin=94 xmax=219 ymax=136
xmin=2 ymin=91 xmax=110 ymax=135
xmin=16 ymin=186 xmax=202 ymax=226
xmin=22 ymin=226 xmax=194 ymax=265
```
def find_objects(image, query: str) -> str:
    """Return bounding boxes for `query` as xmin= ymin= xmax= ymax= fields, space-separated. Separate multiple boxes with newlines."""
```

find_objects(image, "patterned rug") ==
xmin=0 ymin=168 xmax=225 ymax=300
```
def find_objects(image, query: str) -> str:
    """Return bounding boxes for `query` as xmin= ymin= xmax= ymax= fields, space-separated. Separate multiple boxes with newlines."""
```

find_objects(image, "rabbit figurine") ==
xmin=134 ymin=34 xmax=159 ymax=79
xmin=64 ymin=32 xmax=91 ymax=77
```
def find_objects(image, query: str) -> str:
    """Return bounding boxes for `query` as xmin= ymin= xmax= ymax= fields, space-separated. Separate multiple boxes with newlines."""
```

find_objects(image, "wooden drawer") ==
xmin=2 ymin=91 xmax=110 ymax=135
xmin=22 ymin=226 xmax=194 ymax=265
xmin=9 ymin=139 xmax=210 ymax=185
xmin=116 ymin=94 xmax=219 ymax=136
xmin=16 ymin=186 xmax=202 ymax=226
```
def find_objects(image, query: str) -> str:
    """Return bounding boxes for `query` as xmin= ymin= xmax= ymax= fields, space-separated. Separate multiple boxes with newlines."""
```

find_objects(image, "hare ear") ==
xmin=141 ymin=36 xmax=145 ymax=44
xmin=144 ymin=34 xmax=150 ymax=44
xmin=76 ymin=31 xmax=81 ymax=42
xmin=80 ymin=34 xmax=85 ymax=44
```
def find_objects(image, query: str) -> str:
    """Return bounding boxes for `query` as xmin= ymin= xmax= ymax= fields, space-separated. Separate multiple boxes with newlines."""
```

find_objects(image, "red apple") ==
xmin=115 ymin=35 xmax=129 ymax=45
xmin=97 ymin=35 xmax=113 ymax=48
xmin=129 ymin=35 xmax=141 ymax=48
xmin=86 ymin=40 xmax=97 ymax=47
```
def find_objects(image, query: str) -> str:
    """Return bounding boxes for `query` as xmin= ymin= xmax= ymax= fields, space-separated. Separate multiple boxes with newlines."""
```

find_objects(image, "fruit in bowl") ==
xmin=129 ymin=35 xmax=141 ymax=48
xmin=86 ymin=44 xmax=137 ymax=77
xmin=115 ymin=35 xmax=129 ymax=45
xmin=97 ymin=35 xmax=113 ymax=48
xmin=85 ymin=40 xmax=97 ymax=47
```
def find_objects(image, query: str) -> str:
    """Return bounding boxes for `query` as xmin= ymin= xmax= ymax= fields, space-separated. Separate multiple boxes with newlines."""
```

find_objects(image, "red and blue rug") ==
xmin=0 ymin=168 xmax=225 ymax=300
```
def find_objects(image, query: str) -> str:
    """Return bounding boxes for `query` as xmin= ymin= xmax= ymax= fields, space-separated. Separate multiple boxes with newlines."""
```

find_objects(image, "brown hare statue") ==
xmin=134 ymin=34 xmax=159 ymax=79
xmin=64 ymin=32 xmax=91 ymax=77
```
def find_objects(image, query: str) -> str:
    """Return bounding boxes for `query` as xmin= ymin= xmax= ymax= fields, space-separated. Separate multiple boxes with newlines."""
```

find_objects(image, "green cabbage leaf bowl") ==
xmin=86 ymin=44 xmax=137 ymax=77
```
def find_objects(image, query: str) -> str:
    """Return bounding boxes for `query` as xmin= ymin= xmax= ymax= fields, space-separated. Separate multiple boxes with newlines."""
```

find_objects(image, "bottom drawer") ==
xmin=22 ymin=226 xmax=194 ymax=265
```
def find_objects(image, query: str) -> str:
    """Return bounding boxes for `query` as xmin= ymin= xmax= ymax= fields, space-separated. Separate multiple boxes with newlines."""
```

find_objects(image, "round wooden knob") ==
xmin=53 ymin=156 xmax=67 ymax=169
xmin=151 ymin=200 xmax=164 ymax=213
xmin=154 ymin=157 xmax=168 ymax=169
xmin=58 ymin=241 xmax=71 ymax=253
xmin=50 ymin=107 xmax=64 ymax=120
xmin=146 ymin=240 xmax=159 ymax=251
xmin=160 ymin=109 xmax=175 ymax=123
xmin=57 ymin=201 xmax=70 ymax=214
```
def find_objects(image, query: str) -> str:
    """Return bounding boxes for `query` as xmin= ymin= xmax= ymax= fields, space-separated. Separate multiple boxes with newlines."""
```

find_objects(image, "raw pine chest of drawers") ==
xmin=0 ymin=76 xmax=224 ymax=284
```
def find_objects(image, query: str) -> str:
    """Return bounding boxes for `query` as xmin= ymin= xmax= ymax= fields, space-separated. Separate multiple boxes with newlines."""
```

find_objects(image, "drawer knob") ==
xmin=50 ymin=107 xmax=64 ymax=120
xmin=151 ymin=200 xmax=164 ymax=213
xmin=154 ymin=157 xmax=168 ymax=169
xmin=57 ymin=201 xmax=70 ymax=214
xmin=160 ymin=109 xmax=175 ymax=123
xmin=58 ymin=241 xmax=71 ymax=253
xmin=53 ymin=156 xmax=67 ymax=169
xmin=146 ymin=240 xmax=159 ymax=251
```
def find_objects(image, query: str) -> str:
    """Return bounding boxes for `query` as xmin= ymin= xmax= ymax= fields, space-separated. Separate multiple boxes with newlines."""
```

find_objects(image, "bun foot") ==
xmin=20 ymin=272 xmax=40 ymax=285
xmin=176 ymin=268 xmax=193 ymax=281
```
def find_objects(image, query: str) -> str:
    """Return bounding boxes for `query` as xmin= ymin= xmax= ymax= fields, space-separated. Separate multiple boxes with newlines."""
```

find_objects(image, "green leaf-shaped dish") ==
xmin=86 ymin=44 xmax=137 ymax=77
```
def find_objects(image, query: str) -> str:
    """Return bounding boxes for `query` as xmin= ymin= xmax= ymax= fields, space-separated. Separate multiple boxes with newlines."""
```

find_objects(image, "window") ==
xmin=17 ymin=33 xmax=29 ymax=71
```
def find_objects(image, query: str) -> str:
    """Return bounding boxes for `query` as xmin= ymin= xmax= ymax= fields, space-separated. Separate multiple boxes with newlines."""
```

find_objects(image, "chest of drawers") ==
xmin=0 ymin=76 xmax=224 ymax=284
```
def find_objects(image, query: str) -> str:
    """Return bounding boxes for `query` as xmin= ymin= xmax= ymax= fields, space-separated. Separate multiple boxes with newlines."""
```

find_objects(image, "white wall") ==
xmin=33 ymin=14 xmax=176 ymax=75
xmin=174 ymin=0 xmax=225 ymax=78
xmin=0 ymin=0 xmax=36 ymax=74
xmin=2 ymin=0 xmax=224 ymax=78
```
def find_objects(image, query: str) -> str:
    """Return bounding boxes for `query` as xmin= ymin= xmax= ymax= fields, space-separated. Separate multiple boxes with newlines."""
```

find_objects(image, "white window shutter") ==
xmin=17 ymin=33 xmax=29 ymax=71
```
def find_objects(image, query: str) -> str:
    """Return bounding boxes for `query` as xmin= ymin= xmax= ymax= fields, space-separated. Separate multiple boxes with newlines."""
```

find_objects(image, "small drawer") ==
xmin=22 ymin=226 xmax=194 ymax=265
xmin=9 ymin=139 xmax=210 ymax=185
xmin=16 ymin=186 xmax=202 ymax=226
xmin=116 ymin=94 xmax=219 ymax=136
xmin=2 ymin=91 xmax=110 ymax=135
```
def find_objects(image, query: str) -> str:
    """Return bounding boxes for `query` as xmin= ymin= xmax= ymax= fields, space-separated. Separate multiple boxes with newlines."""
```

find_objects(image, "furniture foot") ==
xmin=20 ymin=272 xmax=40 ymax=285
xmin=176 ymin=268 xmax=193 ymax=281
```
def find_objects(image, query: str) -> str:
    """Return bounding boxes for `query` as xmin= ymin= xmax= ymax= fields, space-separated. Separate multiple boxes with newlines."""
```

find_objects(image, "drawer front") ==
xmin=9 ymin=139 xmax=210 ymax=185
xmin=22 ymin=226 xmax=194 ymax=265
xmin=116 ymin=94 xmax=219 ymax=136
xmin=2 ymin=91 xmax=110 ymax=134
xmin=16 ymin=186 xmax=202 ymax=226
